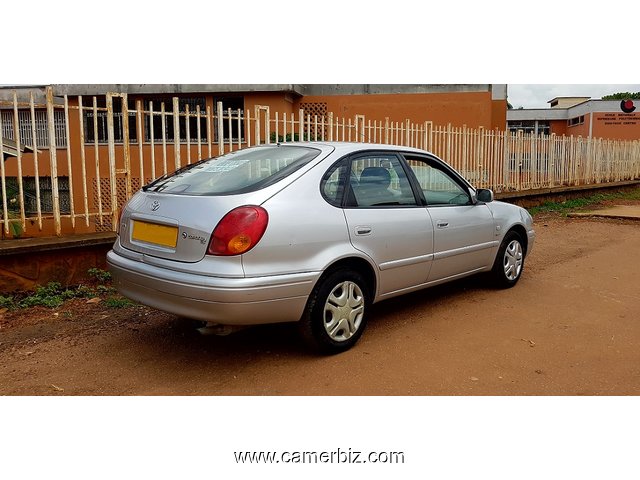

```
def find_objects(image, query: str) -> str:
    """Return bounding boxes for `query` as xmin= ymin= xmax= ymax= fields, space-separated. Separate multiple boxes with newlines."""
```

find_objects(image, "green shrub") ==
xmin=74 ymin=284 xmax=95 ymax=298
xmin=4 ymin=268 xmax=126 ymax=311
xmin=16 ymin=282 xmax=77 ymax=309
xmin=0 ymin=295 xmax=15 ymax=309
xmin=18 ymin=282 xmax=66 ymax=308
xmin=96 ymin=284 xmax=116 ymax=295
xmin=88 ymin=268 xmax=112 ymax=284
xmin=269 ymin=132 xmax=304 ymax=143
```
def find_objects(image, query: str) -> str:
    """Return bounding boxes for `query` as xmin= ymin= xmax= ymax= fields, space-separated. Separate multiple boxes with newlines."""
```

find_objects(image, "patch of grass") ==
xmin=104 ymin=296 xmax=136 ymax=309
xmin=96 ymin=284 xmax=116 ymax=295
xmin=88 ymin=268 xmax=112 ymax=284
xmin=18 ymin=282 xmax=76 ymax=308
xmin=74 ymin=284 xmax=96 ymax=298
xmin=4 ymin=268 xmax=128 ymax=311
xmin=528 ymin=188 xmax=640 ymax=217
xmin=0 ymin=295 xmax=16 ymax=309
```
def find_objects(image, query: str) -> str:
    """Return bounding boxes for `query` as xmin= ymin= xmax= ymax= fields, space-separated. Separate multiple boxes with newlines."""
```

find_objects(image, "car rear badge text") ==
xmin=182 ymin=232 xmax=206 ymax=244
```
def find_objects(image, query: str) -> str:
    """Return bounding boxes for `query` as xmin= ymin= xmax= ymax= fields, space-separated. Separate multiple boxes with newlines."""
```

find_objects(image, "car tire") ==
xmin=491 ymin=230 xmax=525 ymax=288
xmin=299 ymin=268 xmax=370 ymax=354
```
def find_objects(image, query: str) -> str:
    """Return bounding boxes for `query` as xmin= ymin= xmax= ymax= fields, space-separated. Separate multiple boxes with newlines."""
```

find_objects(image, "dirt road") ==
xmin=1 ymin=215 xmax=639 ymax=395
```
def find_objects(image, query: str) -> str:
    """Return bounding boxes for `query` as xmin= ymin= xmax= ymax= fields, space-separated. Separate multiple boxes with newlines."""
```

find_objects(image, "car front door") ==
xmin=402 ymin=155 xmax=497 ymax=283
xmin=328 ymin=152 xmax=435 ymax=297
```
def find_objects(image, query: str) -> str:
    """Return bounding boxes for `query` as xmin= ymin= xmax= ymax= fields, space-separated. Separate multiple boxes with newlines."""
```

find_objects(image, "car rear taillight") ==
xmin=207 ymin=206 xmax=269 ymax=256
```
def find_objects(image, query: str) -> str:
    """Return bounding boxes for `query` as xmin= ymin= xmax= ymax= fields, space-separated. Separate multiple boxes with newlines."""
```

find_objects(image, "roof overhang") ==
xmin=507 ymin=108 xmax=569 ymax=121
xmin=1 ymin=137 xmax=39 ymax=160
xmin=50 ymin=84 xmax=307 ymax=97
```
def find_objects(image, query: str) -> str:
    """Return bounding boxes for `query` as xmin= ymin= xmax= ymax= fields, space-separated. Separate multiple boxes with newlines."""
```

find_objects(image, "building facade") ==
xmin=1 ymin=83 xmax=508 ymax=130
xmin=3 ymin=85 xmax=638 ymax=239
xmin=507 ymin=97 xmax=640 ymax=140
xmin=0 ymin=84 xmax=507 ymax=238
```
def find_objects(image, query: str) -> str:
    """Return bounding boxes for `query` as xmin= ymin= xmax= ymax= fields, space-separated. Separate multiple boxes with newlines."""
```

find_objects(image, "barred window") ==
xmin=82 ymin=97 xmax=137 ymax=144
xmin=144 ymin=96 xmax=207 ymax=143
xmin=1 ymin=110 xmax=67 ymax=148
xmin=507 ymin=120 xmax=550 ymax=136
xmin=214 ymin=96 xmax=244 ymax=142
xmin=1 ymin=176 xmax=71 ymax=215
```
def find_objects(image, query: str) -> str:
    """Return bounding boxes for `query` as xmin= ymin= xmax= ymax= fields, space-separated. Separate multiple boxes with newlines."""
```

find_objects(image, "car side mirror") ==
xmin=476 ymin=188 xmax=494 ymax=203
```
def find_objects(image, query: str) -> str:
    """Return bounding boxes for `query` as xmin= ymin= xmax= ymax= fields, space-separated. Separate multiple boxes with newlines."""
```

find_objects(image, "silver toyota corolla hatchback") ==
xmin=107 ymin=142 xmax=535 ymax=353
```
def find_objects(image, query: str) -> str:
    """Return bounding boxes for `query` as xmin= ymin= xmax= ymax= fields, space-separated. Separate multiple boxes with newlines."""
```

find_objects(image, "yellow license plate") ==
xmin=132 ymin=221 xmax=178 ymax=248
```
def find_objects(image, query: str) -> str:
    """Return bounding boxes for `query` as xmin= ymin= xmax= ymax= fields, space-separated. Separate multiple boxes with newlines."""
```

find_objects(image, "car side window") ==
xmin=405 ymin=159 xmax=470 ymax=206
xmin=346 ymin=155 xmax=417 ymax=208
xmin=321 ymin=160 xmax=348 ymax=207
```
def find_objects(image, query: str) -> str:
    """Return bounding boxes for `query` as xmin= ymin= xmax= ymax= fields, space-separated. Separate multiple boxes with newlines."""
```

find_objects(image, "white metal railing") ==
xmin=1 ymin=86 xmax=639 ymax=239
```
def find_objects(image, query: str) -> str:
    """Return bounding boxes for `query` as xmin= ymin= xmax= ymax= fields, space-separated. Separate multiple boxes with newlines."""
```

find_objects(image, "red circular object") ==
xmin=208 ymin=205 xmax=269 ymax=256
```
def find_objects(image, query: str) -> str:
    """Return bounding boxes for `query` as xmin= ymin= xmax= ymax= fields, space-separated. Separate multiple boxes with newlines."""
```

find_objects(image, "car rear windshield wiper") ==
xmin=142 ymin=158 xmax=210 ymax=192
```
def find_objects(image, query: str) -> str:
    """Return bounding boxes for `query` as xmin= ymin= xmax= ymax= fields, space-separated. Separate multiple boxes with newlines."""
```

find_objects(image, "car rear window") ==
xmin=145 ymin=146 xmax=321 ymax=195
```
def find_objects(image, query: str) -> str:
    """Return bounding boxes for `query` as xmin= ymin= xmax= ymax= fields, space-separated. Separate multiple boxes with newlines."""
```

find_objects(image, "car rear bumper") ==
xmin=107 ymin=250 xmax=320 ymax=325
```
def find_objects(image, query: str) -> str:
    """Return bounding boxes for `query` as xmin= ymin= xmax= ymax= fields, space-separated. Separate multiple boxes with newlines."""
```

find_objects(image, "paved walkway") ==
xmin=568 ymin=205 xmax=640 ymax=220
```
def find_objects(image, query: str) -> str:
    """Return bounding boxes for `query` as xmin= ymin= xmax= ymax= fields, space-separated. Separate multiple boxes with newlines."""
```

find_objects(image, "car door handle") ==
xmin=355 ymin=226 xmax=372 ymax=236
xmin=436 ymin=221 xmax=449 ymax=228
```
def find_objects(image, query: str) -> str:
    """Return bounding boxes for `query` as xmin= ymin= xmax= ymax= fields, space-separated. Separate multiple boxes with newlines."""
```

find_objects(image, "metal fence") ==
xmin=1 ymin=86 xmax=639 ymax=238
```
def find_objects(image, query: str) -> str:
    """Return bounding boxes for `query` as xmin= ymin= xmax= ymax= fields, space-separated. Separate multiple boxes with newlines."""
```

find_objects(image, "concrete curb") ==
xmin=0 ymin=232 xmax=116 ymax=256
xmin=567 ymin=205 xmax=640 ymax=221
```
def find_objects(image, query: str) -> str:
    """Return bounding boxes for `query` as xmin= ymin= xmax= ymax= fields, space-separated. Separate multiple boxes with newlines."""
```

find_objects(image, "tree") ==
xmin=601 ymin=92 xmax=640 ymax=100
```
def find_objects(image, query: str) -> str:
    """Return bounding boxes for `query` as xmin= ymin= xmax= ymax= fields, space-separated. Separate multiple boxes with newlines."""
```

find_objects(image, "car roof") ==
xmin=254 ymin=141 xmax=435 ymax=157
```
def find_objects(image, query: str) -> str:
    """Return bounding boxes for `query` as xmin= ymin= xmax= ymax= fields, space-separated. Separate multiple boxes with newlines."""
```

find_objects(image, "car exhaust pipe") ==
xmin=196 ymin=322 xmax=249 ymax=336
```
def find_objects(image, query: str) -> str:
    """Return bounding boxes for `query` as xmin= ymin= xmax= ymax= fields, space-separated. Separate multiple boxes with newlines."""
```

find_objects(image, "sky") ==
xmin=4 ymin=5 xmax=637 ymax=109
xmin=507 ymin=85 xmax=640 ymax=110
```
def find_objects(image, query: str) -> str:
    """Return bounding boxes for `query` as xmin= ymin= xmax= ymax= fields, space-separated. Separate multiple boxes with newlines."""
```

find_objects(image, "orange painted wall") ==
xmin=490 ymin=100 xmax=507 ymax=130
xmin=292 ymin=91 xmax=503 ymax=130
xmin=243 ymin=92 xmax=296 ymax=116
xmin=549 ymin=120 xmax=568 ymax=136
xmin=566 ymin=119 xmax=589 ymax=138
